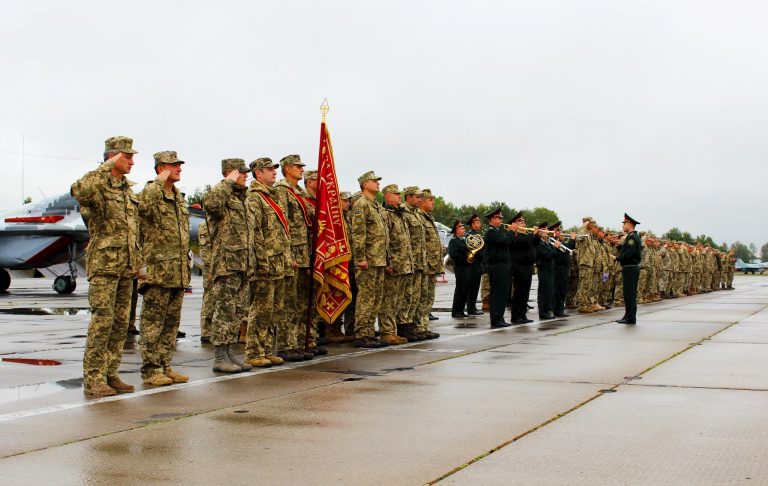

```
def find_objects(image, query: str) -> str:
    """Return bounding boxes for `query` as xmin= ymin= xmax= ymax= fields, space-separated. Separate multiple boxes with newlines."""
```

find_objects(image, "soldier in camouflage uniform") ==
xmin=137 ymin=151 xmax=191 ymax=386
xmin=333 ymin=191 xmax=357 ymax=342
xmin=198 ymin=220 xmax=213 ymax=342
xmin=71 ymin=136 xmax=142 ymax=397
xmin=378 ymin=184 xmax=411 ymax=345
xmin=301 ymin=169 xmax=328 ymax=354
xmin=351 ymin=171 xmax=389 ymax=348
xmin=400 ymin=186 xmax=428 ymax=342
xmin=637 ymin=233 xmax=651 ymax=303
xmin=575 ymin=218 xmax=598 ymax=313
xmin=202 ymin=158 xmax=253 ymax=373
xmin=245 ymin=158 xmax=290 ymax=368
xmin=725 ymin=250 xmax=735 ymax=289
xmin=416 ymin=189 xmax=443 ymax=339
xmin=613 ymin=233 xmax=626 ymax=307
xmin=273 ymin=155 xmax=314 ymax=362
xmin=594 ymin=229 xmax=612 ymax=309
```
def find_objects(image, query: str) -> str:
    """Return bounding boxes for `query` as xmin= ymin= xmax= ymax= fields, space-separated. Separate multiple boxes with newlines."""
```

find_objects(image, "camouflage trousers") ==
xmin=296 ymin=268 xmax=312 ymax=348
xmin=83 ymin=275 xmax=133 ymax=388
xmin=690 ymin=271 xmax=701 ymax=293
xmin=600 ymin=271 xmax=615 ymax=307
xmin=378 ymin=273 xmax=409 ymax=336
xmin=210 ymin=272 xmax=248 ymax=346
xmin=246 ymin=277 xmax=284 ymax=359
xmin=416 ymin=273 xmax=437 ymax=332
xmin=637 ymin=267 xmax=648 ymax=301
xmin=614 ymin=269 xmax=624 ymax=305
xmin=354 ymin=266 xmax=385 ymax=339
xmin=575 ymin=265 xmax=595 ymax=308
xmin=566 ymin=265 xmax=579 ymax=308
xmin=200 ymin=269 xmax=213 ymax=339
xmin=672 ymin=271 xmax=684 ymax=296
xmin=403 ymin=270 xmax=425 ymax=325
xmin=481 ymin=273 xmax=490 ymax=303
xmin=726 ymin=271 xmax=734 ymax=287
xmin=279 ymin=274 xmax=298 ymax=350
xmin=659 ymin=270 xmax=671 ymax=294
xmin=139 ymin=286 xmax=184 ymax=379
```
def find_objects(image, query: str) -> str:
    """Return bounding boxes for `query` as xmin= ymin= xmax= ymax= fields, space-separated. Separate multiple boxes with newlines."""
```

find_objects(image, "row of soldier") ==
xmin=72 ymin=136 xmax=447 ymax=397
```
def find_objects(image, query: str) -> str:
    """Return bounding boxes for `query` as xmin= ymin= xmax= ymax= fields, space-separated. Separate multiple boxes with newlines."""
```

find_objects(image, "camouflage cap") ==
xmin=402 ymin=186 xmax=422 ymax=196
xmin=153 ymin=150 xmax=185 ymax=166
xmin=421 ymin=188 xmax=435 ymax=199
xmin=304 ymin=170 xmax=318 ymax=181
xmin=280 ymin=154 xmax=305 ymax=168
xmin=357 ymin=171 xmax=382 ymax=185
xmin=221 ymin=158 xmax=249 ymax=174
xmin=382 ymin=184 xmax=400 ymax=194
xmin=249 ymin=157 xmax=278 ymax=171
xmin=340 ymin=191 xmax=353 ymax=200
xmin=105 ymin=136 xmax=138 ymax=154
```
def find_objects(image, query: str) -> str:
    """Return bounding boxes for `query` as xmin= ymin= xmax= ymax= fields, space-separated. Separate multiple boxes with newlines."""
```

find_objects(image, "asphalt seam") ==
xmin=426 ymin=296 xmax=767 ymax=484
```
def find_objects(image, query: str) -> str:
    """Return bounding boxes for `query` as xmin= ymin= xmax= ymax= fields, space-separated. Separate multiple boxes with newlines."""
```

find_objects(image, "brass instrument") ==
xmin=466 ymin=233 xmax=484 ymax=263
xmin=502 ymin=224 xmax=542 ymax=234
xmin=548 ymin=237 xmax=573 ymax=254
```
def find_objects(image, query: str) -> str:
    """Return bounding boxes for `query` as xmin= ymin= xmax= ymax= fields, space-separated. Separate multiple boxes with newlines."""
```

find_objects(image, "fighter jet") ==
xmin=0 ymin=193 xmax=204 ymax=294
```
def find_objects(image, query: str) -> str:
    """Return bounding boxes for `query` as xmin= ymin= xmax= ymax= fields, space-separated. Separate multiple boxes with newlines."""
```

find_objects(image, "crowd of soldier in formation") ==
xmin=72 ymin=136 xmax=446 ymax=397
xmin=450 ymin=214 xmax=736 ymax=331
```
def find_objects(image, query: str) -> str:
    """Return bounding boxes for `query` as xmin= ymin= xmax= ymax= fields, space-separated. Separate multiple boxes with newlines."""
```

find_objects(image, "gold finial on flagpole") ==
xmin=320 ymin=98 xmax=329 ymax=122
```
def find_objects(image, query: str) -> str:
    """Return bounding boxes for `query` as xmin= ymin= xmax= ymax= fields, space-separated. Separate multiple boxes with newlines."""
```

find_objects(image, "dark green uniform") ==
xmin=535 ymin=239 xmax=557 ymax=318
xmin=483 ymin=226 xmax=514 ymax=326
xmin=448 ymin=236 xmax=470 ymax=317
xmin=553 ymin=239 xmax=576 ymax=316
xmin=466 ymin=228 xmax=484 ymax=314
xmin=617 ymin=230 xmax=642 ymax=323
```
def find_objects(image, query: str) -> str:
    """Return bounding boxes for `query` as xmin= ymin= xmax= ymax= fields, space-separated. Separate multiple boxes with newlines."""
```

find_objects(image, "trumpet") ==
xmin=466 ymin=233 xmax=484 ymax=263
xmin=549 ymin=237 xmax=573 ymax=254
xmin=503 ymin=224 xmax=543 ymax=234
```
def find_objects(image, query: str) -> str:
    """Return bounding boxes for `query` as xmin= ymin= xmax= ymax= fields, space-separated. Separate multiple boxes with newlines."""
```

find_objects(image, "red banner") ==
xmin=312 ymin=122 xmax=352 ymax=323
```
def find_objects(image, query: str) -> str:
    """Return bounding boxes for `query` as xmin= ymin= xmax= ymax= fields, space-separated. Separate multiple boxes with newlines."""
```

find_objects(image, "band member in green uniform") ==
xmin=483 ymin=208 xmax=515 ymax=327
xmin=614 ymin=213 xmax=642 ymax=324
xmin=550 ymin=221 xmax=576 ymax=317
xmin=448 ymin=220 xmax=470 ymax=318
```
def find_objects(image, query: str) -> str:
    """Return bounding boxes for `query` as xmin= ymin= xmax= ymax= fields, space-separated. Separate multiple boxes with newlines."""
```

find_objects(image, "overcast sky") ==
xmin=1 ymin=1 xmax=766 ymax=246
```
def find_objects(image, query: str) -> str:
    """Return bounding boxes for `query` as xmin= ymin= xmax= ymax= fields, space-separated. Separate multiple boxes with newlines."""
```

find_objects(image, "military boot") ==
xmin=379 ymin=334 xmax=401 ymax=346
xmin=577 ymin=306 xmax=594 ymax=314
xmin=247 ymin=356 xmax=272 ymax=368
xmin=107 ymin=376 xmax=135 ymax=393
xmin=265 ymin=355 xmax=284 ymax=365
xmin=213 ymin=345 xmax=242 ymax=373
xmin=84 ymin=383 xmax=116 ymax=397
xmin=227 ymin=344 xmax=252 ymax=371
xmin=164 ymin=368 xmax=189 ymax=383
xmin=143 ymin=374 xmax=173 ymax=386
xmin=326 ymin=322 xmax=347 ymax=344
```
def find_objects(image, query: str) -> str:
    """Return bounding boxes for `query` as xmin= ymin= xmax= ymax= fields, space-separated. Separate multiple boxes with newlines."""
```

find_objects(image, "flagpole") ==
xmin=304 ymin=99 xmax=329 ymax=352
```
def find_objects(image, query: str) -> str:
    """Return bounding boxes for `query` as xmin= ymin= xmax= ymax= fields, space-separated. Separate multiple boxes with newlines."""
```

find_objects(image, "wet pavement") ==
xmin=0 ymin=275 xmax=766 ymax=484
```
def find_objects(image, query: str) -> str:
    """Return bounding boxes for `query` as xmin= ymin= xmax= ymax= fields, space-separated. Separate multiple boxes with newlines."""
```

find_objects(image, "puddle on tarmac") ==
xmin=0 ymin=307 xmax=90 ymax=316
xmin=0 ymin=377 xmax=82 ymax=404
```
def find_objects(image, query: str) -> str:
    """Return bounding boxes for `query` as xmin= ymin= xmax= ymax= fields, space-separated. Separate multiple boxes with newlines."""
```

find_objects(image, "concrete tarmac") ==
xmin=0 ymin=275 xmax=766 ymax=485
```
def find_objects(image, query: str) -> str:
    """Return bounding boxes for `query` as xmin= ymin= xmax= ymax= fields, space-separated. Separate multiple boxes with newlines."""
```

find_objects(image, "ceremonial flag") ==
xmin=312 ymin=121 xmax=352 ymax=323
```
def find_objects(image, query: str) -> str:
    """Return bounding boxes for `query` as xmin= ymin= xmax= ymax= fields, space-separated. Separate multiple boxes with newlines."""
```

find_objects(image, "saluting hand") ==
xmin=226 ymin=170 xmax=240 ymax=183
xmin=156 ymin=168 xmax=172 ymax=182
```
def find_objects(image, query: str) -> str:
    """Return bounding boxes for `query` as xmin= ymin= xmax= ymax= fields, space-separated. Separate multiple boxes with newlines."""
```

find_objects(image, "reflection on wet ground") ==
xmin=0 ymin=307 xmax=90 ymax=316
xmin=0 ymin=378 xmax=82 ymax=405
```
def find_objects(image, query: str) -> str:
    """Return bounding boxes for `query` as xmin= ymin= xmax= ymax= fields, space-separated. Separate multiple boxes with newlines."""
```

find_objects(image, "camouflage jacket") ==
xmin=403 ymin=204 xmax=427 ymax=272
xmin=202 ymin=179 xmax=253 ymax=279
xmin=273 ymin=179 xmax=312 ymax=269
xmin=70 ymin=161 xmax=142 ymax=279
xmin=351 ymin=196 xmax=388 ymax=267
xmin=247 ymin=180 xmax=290 ymax=281
xmin=137 ymin=180 xmax=191 ymax=289
xmin=198 ymin=221 xmax=211 ymax=270
xmin=382 ymin=203 xmax=413 ymax=275
xmin=575 ymin=235 xmax=596 ymax=268
xmin=418 ymin=208 xmax=444 ymax=275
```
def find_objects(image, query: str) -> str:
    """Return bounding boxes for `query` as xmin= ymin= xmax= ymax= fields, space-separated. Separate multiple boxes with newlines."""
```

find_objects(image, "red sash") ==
xmin=287 ymin=187 xmax=313 ymax=227
xmin=257 ymin=191 xmax=290 ymax=237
